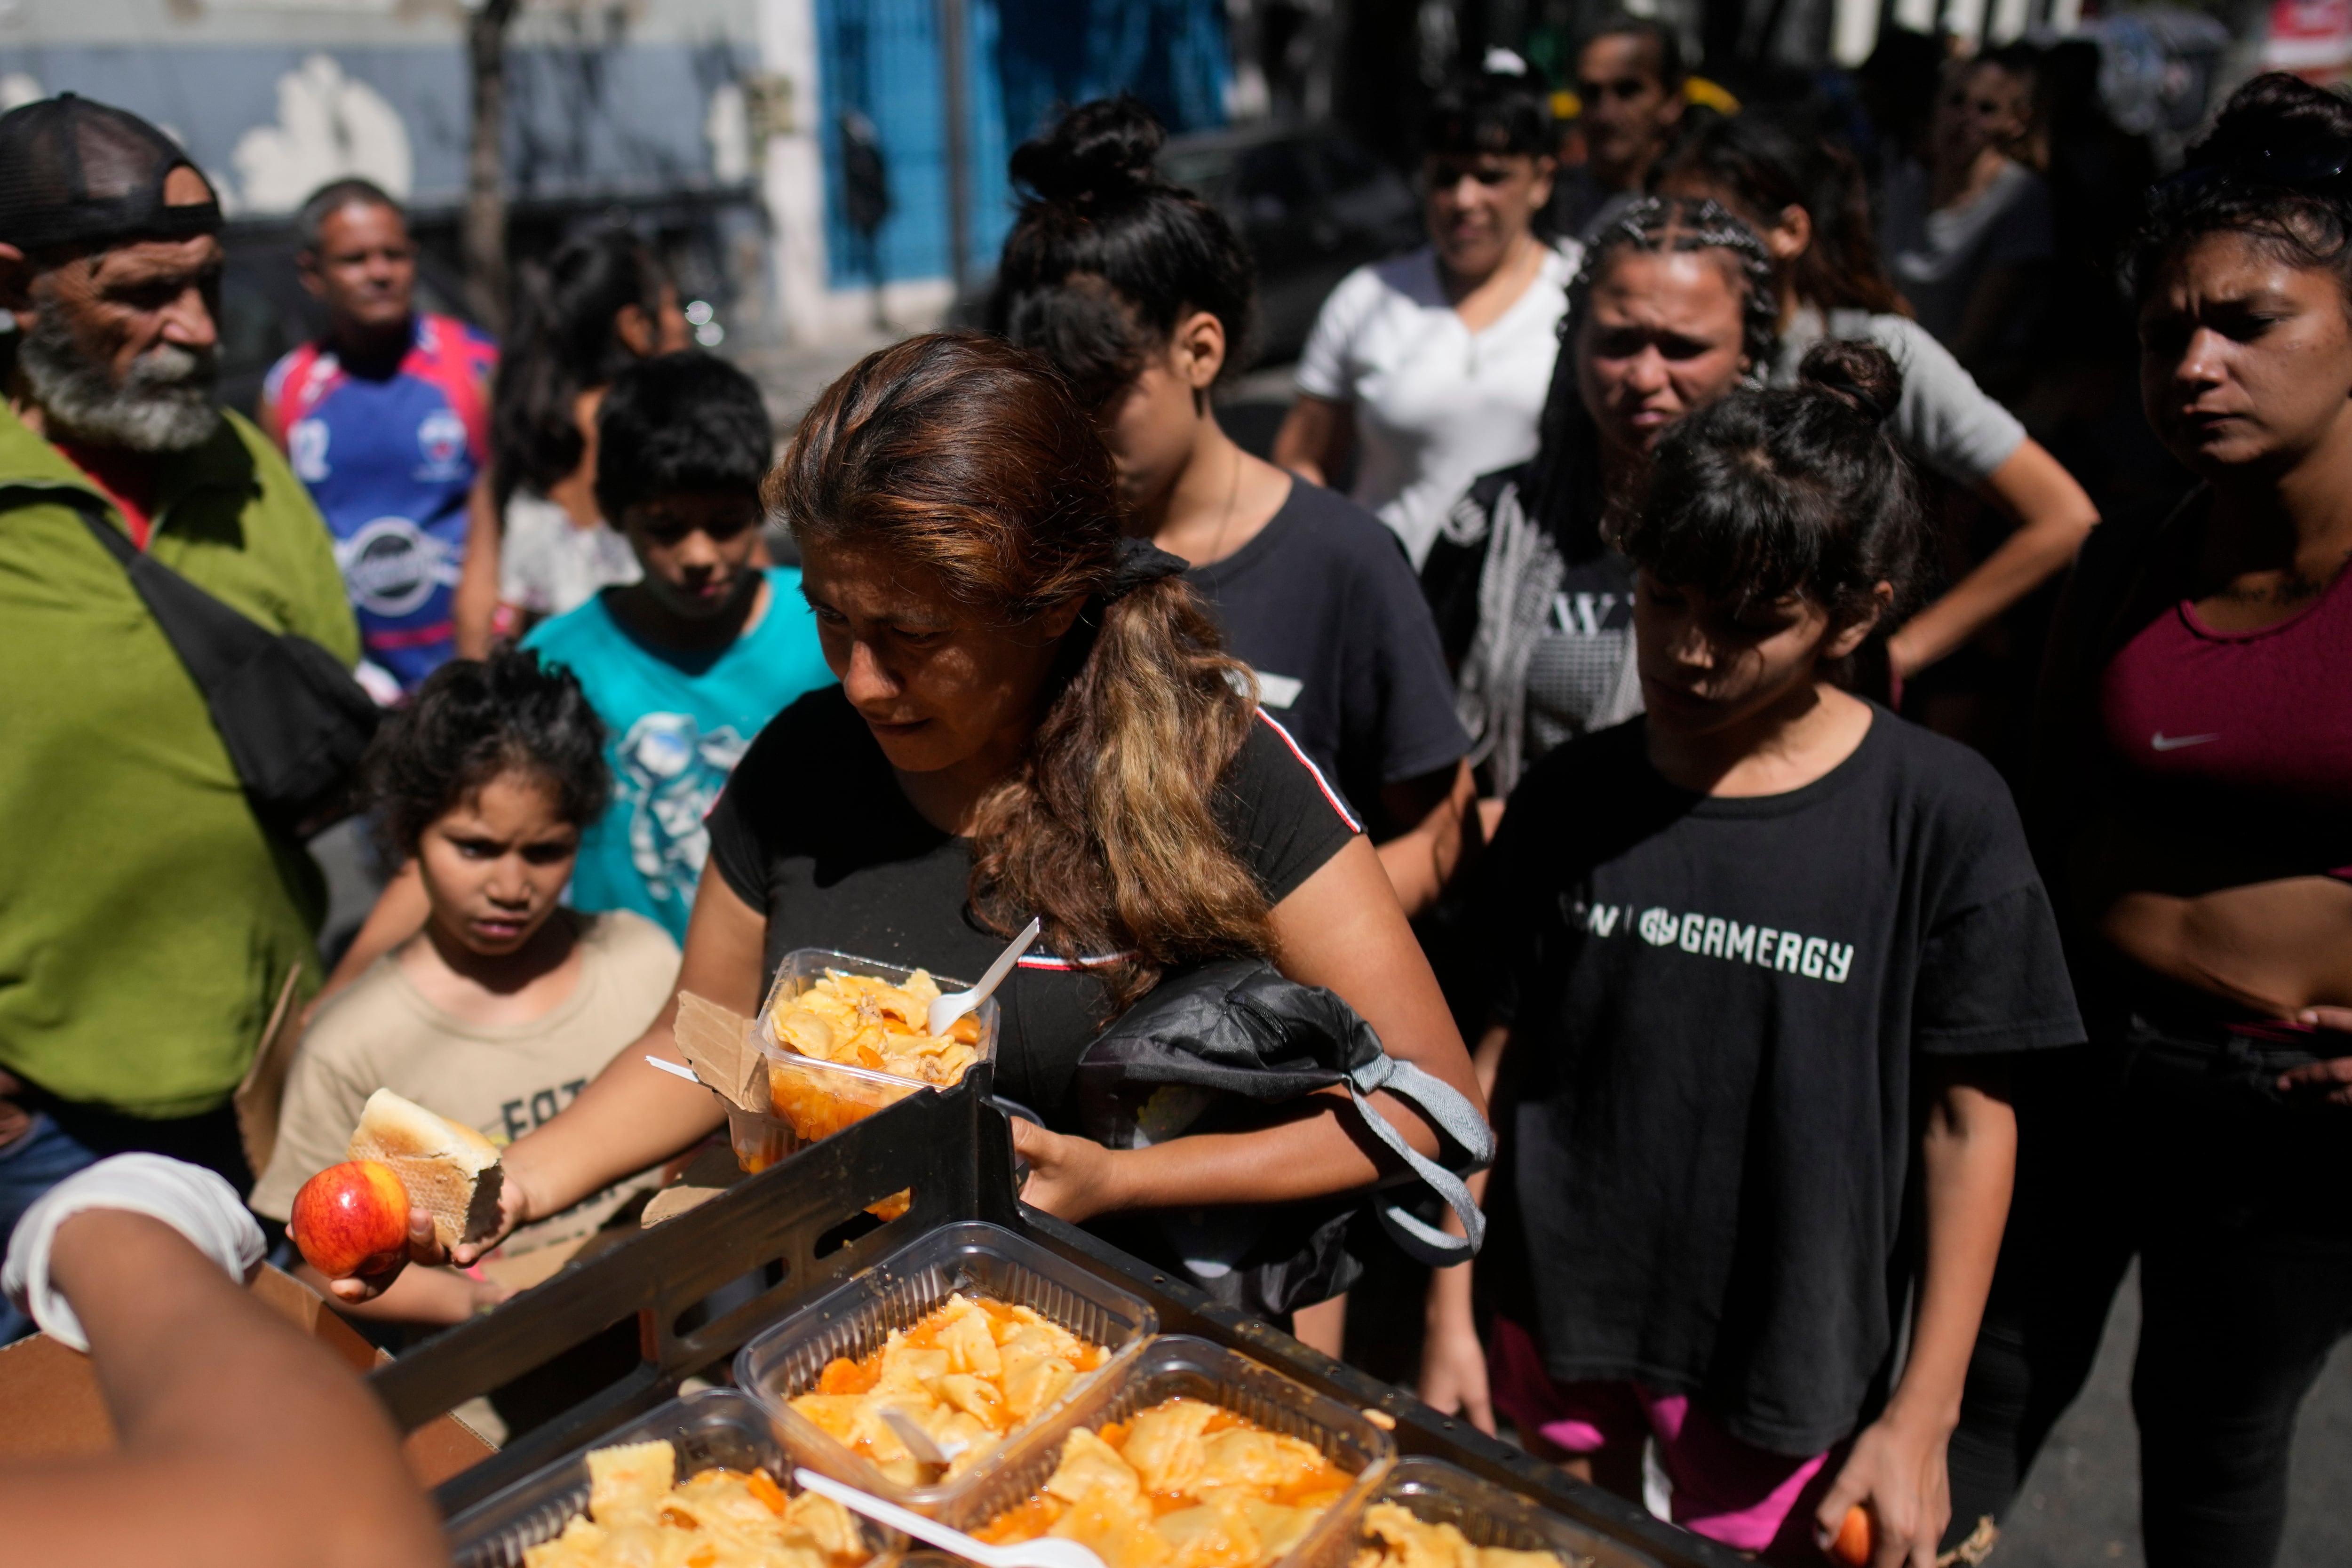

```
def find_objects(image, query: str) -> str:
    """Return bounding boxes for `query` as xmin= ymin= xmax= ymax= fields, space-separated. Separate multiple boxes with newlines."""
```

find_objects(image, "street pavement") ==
xmin=1994 ymin=1266 xmax=2352 ymax=1567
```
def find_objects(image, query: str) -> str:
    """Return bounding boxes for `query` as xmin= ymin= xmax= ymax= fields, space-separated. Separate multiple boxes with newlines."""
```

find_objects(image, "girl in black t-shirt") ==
xmin=1420 ymin=342 xmax=2080 ymax=1566
xmin=988 ymin=96 xmax=1474 ymax=918
xmin=323 ymin=333 xmax=1484 ymax=1310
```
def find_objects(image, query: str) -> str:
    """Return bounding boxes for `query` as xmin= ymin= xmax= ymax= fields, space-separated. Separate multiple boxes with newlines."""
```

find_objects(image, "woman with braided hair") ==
xmin=1422 ymin=195 xmax=1778 ymax=796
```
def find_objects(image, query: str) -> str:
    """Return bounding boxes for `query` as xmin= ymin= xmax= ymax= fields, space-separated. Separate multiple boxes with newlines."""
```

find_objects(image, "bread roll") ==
xmin=346 ymin=1088 xmax=504 ymax=1251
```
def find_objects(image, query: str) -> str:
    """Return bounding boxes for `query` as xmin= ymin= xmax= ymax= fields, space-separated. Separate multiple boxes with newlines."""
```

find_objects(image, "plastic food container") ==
xmin=1306 ymin=1457 xmax=1665 ymax=1568
xmin=441 ymin=1387 xmax=896 ymax=1568
xmin=755 ymin=948 xmax=1002 ymax=1146
xmin=727 ymin=1102 xmax=797 ymax=1174
xmin=733 ymin=1220 xmax=1158 ymax=1514
xmin=938 ymin=1333 xmax=1397 ymax=1567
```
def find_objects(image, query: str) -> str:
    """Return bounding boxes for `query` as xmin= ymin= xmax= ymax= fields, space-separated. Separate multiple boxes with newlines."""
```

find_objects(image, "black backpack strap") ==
xmin=41 ymin=485 xmax=280 ymax=693
xmin=11 ymin=481 xmax=378 ymax=836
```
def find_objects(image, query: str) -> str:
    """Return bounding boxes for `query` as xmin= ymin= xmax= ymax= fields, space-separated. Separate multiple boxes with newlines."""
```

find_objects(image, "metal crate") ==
xmin=365 ymin=1068 xmax=1738 ymax=1568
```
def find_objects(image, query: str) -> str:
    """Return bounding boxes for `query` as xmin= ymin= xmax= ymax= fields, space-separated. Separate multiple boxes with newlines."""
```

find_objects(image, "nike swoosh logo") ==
xmin=2151 ymin=732 xmax=2220 ymax=751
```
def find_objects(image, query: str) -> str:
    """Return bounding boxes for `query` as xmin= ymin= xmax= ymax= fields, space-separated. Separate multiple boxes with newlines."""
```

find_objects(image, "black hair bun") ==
xmin=1797 ymin=338 xmax=1901 ymax=429
xmin=2190 ymin=72 xmax=2352 ymax=174
xmin=1011 ymin=93 xmax=1166 ymax=208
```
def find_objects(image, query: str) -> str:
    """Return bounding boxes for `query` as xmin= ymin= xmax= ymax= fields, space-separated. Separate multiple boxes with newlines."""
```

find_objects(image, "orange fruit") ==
xmin=1826 ymin=1504 xmax=1874 ymax=1567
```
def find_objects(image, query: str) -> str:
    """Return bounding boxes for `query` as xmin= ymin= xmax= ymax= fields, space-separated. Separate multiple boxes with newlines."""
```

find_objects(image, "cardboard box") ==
xmin=0 ymin=1263 xmax=495 ymax=1487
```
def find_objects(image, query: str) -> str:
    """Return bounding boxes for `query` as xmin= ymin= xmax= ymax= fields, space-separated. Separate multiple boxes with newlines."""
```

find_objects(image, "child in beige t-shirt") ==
xmin=251 ymin=648 xmax=680 ymax=1327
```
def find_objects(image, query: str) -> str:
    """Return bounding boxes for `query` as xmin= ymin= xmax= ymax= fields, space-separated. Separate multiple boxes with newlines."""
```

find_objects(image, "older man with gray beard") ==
xmin=0 ymin=94 xmax=357 ymax=1337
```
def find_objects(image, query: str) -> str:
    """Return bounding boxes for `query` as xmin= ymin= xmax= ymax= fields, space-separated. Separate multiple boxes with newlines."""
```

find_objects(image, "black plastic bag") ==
xmin=1074 ymin=958 xmax=1492 ymax=1320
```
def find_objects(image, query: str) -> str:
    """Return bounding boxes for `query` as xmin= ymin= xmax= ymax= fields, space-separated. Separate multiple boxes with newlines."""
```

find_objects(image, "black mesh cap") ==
xmin=0 ymin=93 xmax=222 ymax=254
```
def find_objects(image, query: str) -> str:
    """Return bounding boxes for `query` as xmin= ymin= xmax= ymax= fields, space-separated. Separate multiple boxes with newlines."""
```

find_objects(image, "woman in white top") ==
xmin=452 ymin=229 xmax=690 ymax=652
xmin=1275 ymin=66 xmax=1574 ymax=569
xmin=1656 ymin=113 xmax=2097 ymax=682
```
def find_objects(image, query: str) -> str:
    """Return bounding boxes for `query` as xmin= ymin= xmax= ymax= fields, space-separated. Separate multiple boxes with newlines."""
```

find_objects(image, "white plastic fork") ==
xmin=794 ymin=1467 xmax=1108 ymax=1568
xmin=927 ymin=917 xmax=1042 ymax=1038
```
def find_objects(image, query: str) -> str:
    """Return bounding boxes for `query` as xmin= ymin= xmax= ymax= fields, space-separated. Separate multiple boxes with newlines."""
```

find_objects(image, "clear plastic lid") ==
xmin=734 ymin=1220 xmax=1158 ymax=1515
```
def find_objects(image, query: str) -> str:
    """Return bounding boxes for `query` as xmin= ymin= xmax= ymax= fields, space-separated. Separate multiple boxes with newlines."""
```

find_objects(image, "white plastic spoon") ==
xmin=928 ymin=917 xmax=1042 ymax=1039
xmin=880 ymin=1404 xmax=969 ymax=1467
xmin=644 ymin=1055 xmax=704 ymax=1085
xmin=794 ymin=1467 xmax=1107 ymax=1568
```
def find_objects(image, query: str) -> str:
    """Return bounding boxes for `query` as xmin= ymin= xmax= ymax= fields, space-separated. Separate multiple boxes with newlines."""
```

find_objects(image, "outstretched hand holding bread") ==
xmin=291 ymin=1090 xmax=526 ymax=1302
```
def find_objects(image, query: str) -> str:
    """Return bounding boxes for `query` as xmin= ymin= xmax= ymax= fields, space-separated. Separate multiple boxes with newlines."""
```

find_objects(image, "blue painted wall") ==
xmin=994 ymin=0 xmax=1232 ymax=153
xmin=814 ymin=0 xmax=1229 ymax=288
xmin=816 ymin=0 xmax=1011 ymax=287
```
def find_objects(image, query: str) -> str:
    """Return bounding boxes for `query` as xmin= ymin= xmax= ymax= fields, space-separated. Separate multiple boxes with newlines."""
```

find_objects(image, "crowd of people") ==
xmin=0 ymin=24 xmax=2348 ymax=1568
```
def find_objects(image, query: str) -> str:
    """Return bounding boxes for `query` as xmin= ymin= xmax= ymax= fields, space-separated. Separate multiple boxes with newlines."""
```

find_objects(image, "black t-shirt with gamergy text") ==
xmin=1477 ymin=708 xmax=2082 ymax=1456
xmin=704 ymin=686 xmax=1361 ymax=1130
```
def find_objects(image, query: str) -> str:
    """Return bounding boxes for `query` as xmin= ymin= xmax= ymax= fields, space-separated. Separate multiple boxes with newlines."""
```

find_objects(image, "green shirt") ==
xmin=0 ymin=405 xmax=359 ymax=1119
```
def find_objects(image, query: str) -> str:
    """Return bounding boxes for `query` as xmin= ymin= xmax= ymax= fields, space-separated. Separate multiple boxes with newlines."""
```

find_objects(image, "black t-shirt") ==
xmin=1477 ymin=710 xmax=2082 ymax=1455
xmin=1184 ymin=480 xmax=1467 ymax=835
xmin=704 ymin=685 xmax=1360 ymax=1127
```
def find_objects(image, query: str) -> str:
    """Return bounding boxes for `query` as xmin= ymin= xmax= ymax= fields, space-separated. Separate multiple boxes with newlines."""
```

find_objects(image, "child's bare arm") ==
xmin=453 ymin=473 xmax=503 ymax=659
xmin=294 ymin=1257 xmax=505 ymax=1325
xmin=1815 ymin=1058 xmax=2017 ymax=1566
xmin=1418 ymin=1019 xmax=1512 ymax=1433
xmin=1899 ymin=1059 xmax=2018 ymax=1426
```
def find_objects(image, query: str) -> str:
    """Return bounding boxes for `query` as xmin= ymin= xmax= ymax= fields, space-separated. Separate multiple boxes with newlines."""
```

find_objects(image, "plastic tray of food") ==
xmin=442 ymin=1388 xmax=896 ymax=1568
xmin=1305 ymin=1457 xmax=1666 ymax=1568
xmin=755 ymin=948 xmax=1002 ymax=1147
xmin=937 ymin=1333 xmax=1397 ymax=1568
xmin=734 ymin=1220 xmax=1159 ymax=1514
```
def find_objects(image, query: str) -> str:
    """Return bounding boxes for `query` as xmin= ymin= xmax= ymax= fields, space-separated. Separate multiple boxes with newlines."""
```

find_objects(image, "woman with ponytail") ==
xmin=990 ymin=96 xmax=1473 ymax=919
xmin=1422 ymin=340 xmax=2081 ymax=1566
xmin=1947 ymin=75 xmax=2352 ymax=1566
xmin=331 ymin=333 xmax=1482 ymax=1295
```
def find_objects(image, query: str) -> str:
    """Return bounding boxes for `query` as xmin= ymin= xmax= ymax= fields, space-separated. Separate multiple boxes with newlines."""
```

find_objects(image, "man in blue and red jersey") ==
xmin=262 ymin=179 xmax=495 ymax=695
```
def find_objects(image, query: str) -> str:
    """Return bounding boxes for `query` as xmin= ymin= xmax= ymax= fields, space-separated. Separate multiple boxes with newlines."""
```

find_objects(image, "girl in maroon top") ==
xmin=1948 ymin=75 xmax=2352 ymax=1568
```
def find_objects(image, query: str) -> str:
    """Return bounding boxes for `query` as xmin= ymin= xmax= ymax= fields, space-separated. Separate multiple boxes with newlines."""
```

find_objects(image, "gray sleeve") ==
xmin=1865 ymin=314 xmax=2026 ymax=487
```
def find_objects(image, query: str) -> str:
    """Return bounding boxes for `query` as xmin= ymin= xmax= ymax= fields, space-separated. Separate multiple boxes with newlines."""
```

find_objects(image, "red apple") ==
xmin=289 ymin=1159 xmax=411 ymax=1279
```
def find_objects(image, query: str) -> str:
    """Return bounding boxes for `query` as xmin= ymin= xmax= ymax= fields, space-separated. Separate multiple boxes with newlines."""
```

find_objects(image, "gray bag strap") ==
xmin=1340 ymin=1052 xmax=1495 ymax=1267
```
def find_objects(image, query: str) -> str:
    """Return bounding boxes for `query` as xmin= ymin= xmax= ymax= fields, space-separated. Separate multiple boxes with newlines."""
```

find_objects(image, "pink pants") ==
xmin=1487 ymin=1317 xmax=1844 ymax=1561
